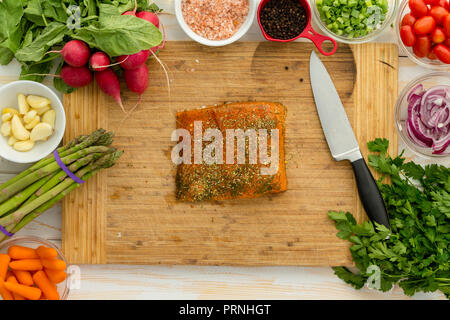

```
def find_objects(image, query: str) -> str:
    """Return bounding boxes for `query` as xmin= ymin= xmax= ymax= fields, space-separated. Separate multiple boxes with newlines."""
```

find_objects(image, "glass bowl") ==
xmin=395 ymin=0 xmax=450 ymax=70
xmin=311 ymin=0 xmax=398 ymax=44
xmin=395 ymin=72 xmax=450 ymax=158
xmin=0 ymin=236 xmax=70 ymax=300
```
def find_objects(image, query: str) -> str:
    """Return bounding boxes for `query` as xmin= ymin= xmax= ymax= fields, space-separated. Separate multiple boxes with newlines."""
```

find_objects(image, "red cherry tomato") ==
xmin=402 ymin=13 xmax=418 ymax=26
xmin=443 ymin=14 xmax=450 ymax=36
xmin=425 ymin=0 xmax=440 ymax=4
xmin=401 ymin=25 xmax=417 ymax=46
xmin=402 ymin=13 xmax=417 ymax=26
xmin=430 ymin=6 xmax=449 ymax=25
xmin=433 ymin=43 xmax=450 ymax=62
xmin=409 ymin=0 xmax=429 ymax=17
xmin=414 ymin=16 xmax=437 ymax=35
xmin=444 ymin=37 xmax=450 ymax=46
xmin=439 ymin=0 xmax=450 ymax=11
xmin=428 ymin=51 xmax=438 ymax=59
xmin=431 ymin=27 xmax=446 ymax=42
xmin=413 ymin=36 xmax=432 ymax=57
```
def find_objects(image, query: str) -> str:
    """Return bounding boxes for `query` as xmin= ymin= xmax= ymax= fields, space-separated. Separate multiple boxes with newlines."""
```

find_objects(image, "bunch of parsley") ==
xmin=329 ymin=138 xmax=449 ymax=298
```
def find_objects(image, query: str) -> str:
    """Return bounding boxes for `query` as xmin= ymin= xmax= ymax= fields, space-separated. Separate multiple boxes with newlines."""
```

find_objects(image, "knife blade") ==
xmin=309 ymin=51 xmax=391 ymax=230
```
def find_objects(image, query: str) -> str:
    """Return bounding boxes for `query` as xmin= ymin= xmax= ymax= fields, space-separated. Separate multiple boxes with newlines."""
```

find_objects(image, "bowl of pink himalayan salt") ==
xmin=175 ymin=0 xmax=256 ymax=46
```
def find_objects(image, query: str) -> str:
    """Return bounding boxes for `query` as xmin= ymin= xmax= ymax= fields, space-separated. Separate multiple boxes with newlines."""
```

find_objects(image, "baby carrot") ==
xmin=8 ymin=245 xmax=38 ymax=259
xmin=0 ymin=279 xmax=13 ymax=300
xmin=0 ymin=254 xmax=11 ymax=280
xmin=4 ymin=281 xmax=41 ymax=300
xmin=36 ymin=246 xmax=58 ymax=259
xmin=41 ymin=259 xmax=66 ymax=271
xmin=9 ymin=259 xmax=43 ymax=271
xmin=33 ymin=271 xmax=59 ymax=300
xmin=45 ymin=268 xmax=67 ymax=284
xmin=12 ymin=270 xmax=34 ymax=286
xmin=6 ymin=276 xmax=25 ymax=300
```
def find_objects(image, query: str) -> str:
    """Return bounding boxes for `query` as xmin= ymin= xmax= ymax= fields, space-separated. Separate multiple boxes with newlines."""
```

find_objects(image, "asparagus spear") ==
xmin=0 ymin=151 xmax=123 ymax=242
xmin=0 ymin=129 xmax=107 ymax=192
xmin=0 ymin=173 xmax=55 ymax=217
xmin=21 ymin=152 xmax=104 ymax=207
xmin=0 ymin=146 xmax=114 ymax=203
xmin=0 ymin=152 xmax=122 ymax=228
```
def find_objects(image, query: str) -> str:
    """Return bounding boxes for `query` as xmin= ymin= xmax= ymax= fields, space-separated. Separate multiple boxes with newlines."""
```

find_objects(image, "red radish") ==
xmin=89 ymin=52 xmax=111 ymax=72
xmin=121 ymin=64 xmax=149 ymax=121
xmin=60 ymin=65 xmax=93 ymax=88
xmin=118 ymin=50 xmax=150 ymax=70
xmin=95 ymin=69 xmax=125 ymax=113
xmin=122 ymin=0 xmax=137 ymax=16
xmin=136 ymin=11 xmax=159 ymax=27
xmin=124 ymin=64 xmax=149 ymax=95
xmin=149 ymin=23 xmax=166 ymax=54
xmin=49 ymin=40 xmax=90 ymax=67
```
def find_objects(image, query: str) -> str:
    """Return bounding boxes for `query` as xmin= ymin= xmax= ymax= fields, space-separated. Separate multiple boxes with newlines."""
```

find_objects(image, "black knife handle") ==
xmin=351 ymin=158 xmax=391 ymax=230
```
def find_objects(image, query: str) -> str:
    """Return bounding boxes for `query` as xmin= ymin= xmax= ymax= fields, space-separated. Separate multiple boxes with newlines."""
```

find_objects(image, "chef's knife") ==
xmin=309 ymin=51 xmax=390 ymax=230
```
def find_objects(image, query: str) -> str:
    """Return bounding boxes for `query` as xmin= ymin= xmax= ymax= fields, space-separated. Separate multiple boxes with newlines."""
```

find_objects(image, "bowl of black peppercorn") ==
xmin=257 ymin=0 xmax=337 ymax=56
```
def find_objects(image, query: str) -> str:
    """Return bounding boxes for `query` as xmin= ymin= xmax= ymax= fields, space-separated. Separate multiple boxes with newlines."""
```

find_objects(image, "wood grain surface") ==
xmin=62 ymin=41 xmax=398 ymax=266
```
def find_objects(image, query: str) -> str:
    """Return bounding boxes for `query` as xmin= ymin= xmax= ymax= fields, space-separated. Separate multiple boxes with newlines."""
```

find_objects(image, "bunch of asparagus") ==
xmin=0 ymin=129 xmax=123 ymax=242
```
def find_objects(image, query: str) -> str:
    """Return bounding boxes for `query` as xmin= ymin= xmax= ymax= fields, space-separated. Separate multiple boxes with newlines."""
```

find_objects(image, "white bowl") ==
xmin=174 ymin=0 xmax=256 ymax=46
xmin=0 ymin=81 xmax=66 ymax=164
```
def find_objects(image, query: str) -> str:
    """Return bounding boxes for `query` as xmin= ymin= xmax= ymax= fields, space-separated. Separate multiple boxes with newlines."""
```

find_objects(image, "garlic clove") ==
xmin=13 ymin=140 xmax=34 ymax=152
xmin=30 ymin=123 xmax=53 ymax=142
xmin=1 ymin=121 xmax=11 ymax=137
xmin=8 ymin=136 xmax=17 ymax=146
xmin=11 ymin=115 xmax=30 ymax=140
xmin=24 ymin=115 xmax=40 ymax=130
xmin=18 ymin=94 xmax=30 ymax=114
xmin=42 ymin=110 xmax=56 ymax=129
xmin=35 ymin=106 xmax=51 ymax=116
xmin=23 ymin=110 xmax=38 ymax=124
xmin=2 ymin=108 xmax=19 ymax=116
xmin=2 ymin=113 xmax=12 ymax=122
xmin=26 ymin=95 xmax=51 ymax=109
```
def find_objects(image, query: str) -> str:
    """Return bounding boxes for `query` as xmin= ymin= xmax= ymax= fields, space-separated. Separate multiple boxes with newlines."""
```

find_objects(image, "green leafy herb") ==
xmin=329 ymin=139 xmax=449 ymax=299
xmin=72 ymin=15 xmax=162 ymax=57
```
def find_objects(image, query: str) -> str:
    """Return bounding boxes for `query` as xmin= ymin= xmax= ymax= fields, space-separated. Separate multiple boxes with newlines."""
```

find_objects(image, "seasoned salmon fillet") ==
xmin=175 ymin=102 xmax=287 ymax=201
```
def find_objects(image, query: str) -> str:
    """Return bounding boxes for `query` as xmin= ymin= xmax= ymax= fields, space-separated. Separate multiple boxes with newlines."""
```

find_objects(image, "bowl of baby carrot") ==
xmin=0 ymin=236 xmax=69 ymax=300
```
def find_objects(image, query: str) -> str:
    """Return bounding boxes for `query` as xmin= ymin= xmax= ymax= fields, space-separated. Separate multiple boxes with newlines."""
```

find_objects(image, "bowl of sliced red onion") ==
xmin=395 ymin=72 xmax=450 ymax=158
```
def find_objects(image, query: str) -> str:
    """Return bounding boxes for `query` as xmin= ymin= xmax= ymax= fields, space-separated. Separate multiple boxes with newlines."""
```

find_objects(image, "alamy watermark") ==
xmin=171 ymin=121 xmax=280 ymax=175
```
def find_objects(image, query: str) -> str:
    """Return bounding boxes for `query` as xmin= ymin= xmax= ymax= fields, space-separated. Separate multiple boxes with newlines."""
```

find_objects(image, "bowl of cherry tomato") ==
xmin=396 ymin=0 xmax=450 ymax=68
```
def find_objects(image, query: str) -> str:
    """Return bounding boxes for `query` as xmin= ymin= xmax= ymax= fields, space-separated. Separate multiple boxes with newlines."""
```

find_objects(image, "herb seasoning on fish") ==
xmin=260 ymin=0 xmax=308 ymax=40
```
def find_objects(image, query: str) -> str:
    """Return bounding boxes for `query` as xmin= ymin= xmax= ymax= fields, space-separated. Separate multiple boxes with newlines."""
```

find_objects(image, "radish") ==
xmin=122 ymin=64 xmax=149 ymax=120
xmin=60 ymin=65 xmax=93 ymax=88
xmin=89 ymin=52 xmax=110 ymax=72
xmin=49 ymin=40 xmax=90 ymax=67
xmin=95 ymin=69 xmax=125 ymax=113
xmin=118 ymin=50 xmax=150 ymax=70
xmin=124 ymin=64 xmax=149 ymax=95
xmin=122 ymin=0 xmax=137 ymax=16
xmin=136 ymin=11 xmax=159 ymax=28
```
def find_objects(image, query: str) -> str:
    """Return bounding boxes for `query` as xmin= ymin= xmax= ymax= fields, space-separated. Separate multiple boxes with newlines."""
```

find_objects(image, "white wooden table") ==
xmin=0 ymin=0 xmax=447 ymax=300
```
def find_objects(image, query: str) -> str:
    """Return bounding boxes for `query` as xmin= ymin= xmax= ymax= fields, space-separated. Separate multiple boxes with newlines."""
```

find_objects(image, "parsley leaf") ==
xmin=329 ymin=139 xmax=450 ymax=299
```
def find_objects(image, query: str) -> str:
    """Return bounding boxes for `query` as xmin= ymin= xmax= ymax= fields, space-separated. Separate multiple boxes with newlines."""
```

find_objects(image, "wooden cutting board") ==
xmin=62 ymin=42 xmax=398 ymax=265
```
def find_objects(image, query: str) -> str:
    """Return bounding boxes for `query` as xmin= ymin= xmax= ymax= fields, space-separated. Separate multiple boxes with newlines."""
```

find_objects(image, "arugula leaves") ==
xmin=329 ymin=139 xmax=450 ymax=298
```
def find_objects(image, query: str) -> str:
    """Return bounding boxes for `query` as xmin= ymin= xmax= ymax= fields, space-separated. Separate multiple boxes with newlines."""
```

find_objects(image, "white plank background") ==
xmin=0 ymin=0 xmax=447 ymax=300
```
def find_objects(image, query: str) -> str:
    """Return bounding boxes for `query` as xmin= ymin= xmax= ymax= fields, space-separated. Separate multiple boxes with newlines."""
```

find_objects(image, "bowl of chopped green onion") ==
xmin=311 ymin=0 xmax=398 ymax=43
